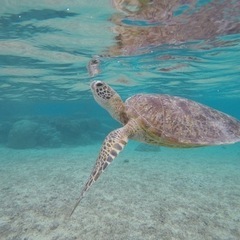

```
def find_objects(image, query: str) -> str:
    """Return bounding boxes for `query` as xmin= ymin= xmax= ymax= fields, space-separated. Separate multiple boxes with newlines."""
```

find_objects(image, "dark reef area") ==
xmin=0 ymin=117 xmax=113 ymax=149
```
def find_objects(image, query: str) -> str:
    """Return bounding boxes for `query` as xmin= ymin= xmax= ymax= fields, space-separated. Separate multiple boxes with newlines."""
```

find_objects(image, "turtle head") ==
xmin=90 ymin=81 xmax=127 ymax=124
xmin=91 ymin=81 xmax=116 ymax=104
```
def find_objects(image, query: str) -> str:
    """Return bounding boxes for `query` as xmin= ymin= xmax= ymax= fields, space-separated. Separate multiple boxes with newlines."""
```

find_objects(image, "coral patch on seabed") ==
xmin=7 ymin=119 xmax=40 ymax=149
xmin=1 ymin=117 xmax=110 ymax=149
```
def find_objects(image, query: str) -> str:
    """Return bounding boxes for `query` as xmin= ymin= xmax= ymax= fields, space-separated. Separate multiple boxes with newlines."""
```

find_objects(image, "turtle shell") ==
xmin=125 ymin=94 xmax=240 ymax=147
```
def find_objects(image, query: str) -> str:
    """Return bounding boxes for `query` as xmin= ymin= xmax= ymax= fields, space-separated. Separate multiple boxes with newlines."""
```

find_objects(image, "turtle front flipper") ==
xmin=70 ymin=121 xmax=137 ymax=216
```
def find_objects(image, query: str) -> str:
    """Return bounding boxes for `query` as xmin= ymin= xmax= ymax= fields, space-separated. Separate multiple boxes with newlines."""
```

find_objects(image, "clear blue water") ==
xmin=0 ymin=0 xmax=240 ymax=239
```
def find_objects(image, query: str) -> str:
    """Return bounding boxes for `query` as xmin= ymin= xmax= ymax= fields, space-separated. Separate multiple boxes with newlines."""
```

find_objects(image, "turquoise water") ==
xmin=0 ymin=0 xmax=240 ymax=239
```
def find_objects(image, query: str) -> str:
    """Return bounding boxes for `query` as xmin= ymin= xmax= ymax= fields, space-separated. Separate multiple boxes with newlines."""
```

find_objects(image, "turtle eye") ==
xmin=96 ymin=82 xmax=103 ymax=87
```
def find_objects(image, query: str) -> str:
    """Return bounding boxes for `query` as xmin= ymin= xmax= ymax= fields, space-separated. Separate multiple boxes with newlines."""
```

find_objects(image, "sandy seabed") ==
xmin=0 ymin=142 xmax=240 ymax=240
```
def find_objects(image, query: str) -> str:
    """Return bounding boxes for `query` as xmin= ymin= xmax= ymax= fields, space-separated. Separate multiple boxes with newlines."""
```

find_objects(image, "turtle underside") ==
xmin=125 ymin=94 xmax=240 ymax=147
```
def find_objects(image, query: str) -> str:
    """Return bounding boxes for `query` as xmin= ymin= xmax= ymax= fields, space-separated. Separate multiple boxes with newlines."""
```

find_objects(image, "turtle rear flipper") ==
xmin=70 ymin=121 xmax=137 ymax=216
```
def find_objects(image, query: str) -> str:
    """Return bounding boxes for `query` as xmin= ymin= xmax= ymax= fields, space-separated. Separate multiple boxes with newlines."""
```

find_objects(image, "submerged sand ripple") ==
xmin=0 ymin=143 xmax=239 ymax=240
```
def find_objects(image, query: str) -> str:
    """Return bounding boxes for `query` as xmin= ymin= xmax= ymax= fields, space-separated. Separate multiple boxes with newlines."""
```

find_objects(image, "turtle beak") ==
xmin=90 ymin=81 xmax=97 ymax=91
xmin=90 ymin=81 xmax=98 ymax=93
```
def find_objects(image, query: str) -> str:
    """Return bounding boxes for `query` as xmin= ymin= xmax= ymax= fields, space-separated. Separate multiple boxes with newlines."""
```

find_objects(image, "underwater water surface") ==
xmin=0 ymin=0 xmax=240 ymax=240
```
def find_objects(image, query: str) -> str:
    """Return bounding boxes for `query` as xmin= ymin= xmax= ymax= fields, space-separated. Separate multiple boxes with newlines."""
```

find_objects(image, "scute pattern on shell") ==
xmin=125 ymin=94 xmax=240 ymax=146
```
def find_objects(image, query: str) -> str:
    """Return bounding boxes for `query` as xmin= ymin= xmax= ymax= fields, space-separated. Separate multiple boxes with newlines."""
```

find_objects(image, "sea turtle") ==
xmin=70 ymin=80 xmax=240 ymax=216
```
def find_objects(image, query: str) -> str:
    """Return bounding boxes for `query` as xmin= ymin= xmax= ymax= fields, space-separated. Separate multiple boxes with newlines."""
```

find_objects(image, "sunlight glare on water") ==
xmin=0 ymin=0 xmax=240 ymax=102
xmin=0 ymin=0 xmax=115 ymax=100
